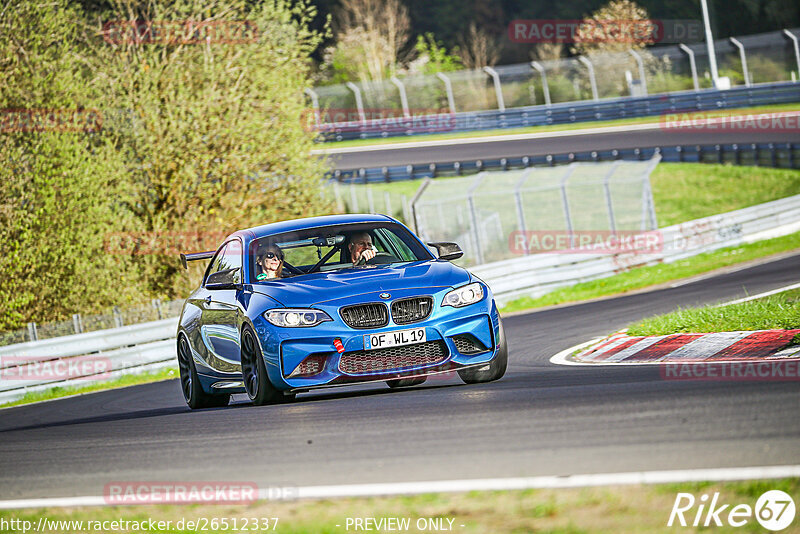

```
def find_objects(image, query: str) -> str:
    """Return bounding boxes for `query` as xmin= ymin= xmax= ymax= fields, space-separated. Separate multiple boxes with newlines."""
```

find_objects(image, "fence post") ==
xmin=642 ymin=154 xmax=661 ymax=230
xmin=628 ymin=50 xmax=648 ymax=95
xmin=602 ymin=161 xmax=622 ymax=235
xmin=678 ymin=44 xmax=700 ymax=91
xmin=349 ymin=183 xmax=358 ymax=212
xmin=466 ymin=173 xmax=487 ymax=265
xmin=784 ymin=30 xmax=800 ymax=81
xmin=384 ymin=192 xmax=392 ymax=216
xmin=729 ymin=37 xmax=750 ymax=87
xmin=559 ymin=165 xmax=578 ymax=248
xmin=345 ymin=82 xmax=367 ymax=126
xmin=113 ymin=306 xmax=123 ymax=328
xmin=367 ymin=186 xmax=375 ymax=213
xmin=27 ymin=322 xmax=38 ymax=342
xmin=333 ymin=182 xmax=345 ymax=212
xmin=72 ymin=314 xmax=83 ymax=334
xmin=435 ymin=72 xmax=457 ymax=114
xmin=152 ymin=299 xmax=163 ymax=320
xmin=402 ymin=195 xmax=411 ymax=225
xmin=390 ymin=76 xmax=411 ymax=119
xmin=530 ymin=61 xmax=551 ymax=106
xmin=514 ymin=168 xmax=533 ymax=254
xmin=577 ymin=56 xmax=599 ymax=101
xmin=410 ymin=177 xmax=432 ymax=235
xmin=483 ymin=67 xmax=505 ymax=112
xmin=303 ymin=88 xmax=321 ymax=128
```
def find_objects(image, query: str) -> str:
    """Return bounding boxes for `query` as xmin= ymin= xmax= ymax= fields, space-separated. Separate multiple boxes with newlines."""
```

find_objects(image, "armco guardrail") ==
xmin=0 ymin=318 xmax=178 ymax=404
xmin=331 ymin=142 xmax=800 ymax=183
xmin=320 ymin=81 xmax=800 ymax=141
xmin=473 ymin=194 xmax=800 ymax=305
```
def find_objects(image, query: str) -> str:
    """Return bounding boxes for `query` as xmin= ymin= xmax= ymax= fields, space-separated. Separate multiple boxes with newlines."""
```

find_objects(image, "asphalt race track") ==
xmin=1 ymin=253 xmax=799 ymax=501
xmin=321 ymin=126 xmax=800 ymax=169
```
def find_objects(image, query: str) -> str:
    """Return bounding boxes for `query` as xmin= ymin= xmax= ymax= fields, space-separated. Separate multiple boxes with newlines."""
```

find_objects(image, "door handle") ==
xmin=205 ymin=295 xmax=212 ymax=305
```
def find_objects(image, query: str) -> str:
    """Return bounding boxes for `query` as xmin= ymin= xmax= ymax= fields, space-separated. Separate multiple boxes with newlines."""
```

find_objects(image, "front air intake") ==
xmin=340 ymin=303 xmax=389 ymax=329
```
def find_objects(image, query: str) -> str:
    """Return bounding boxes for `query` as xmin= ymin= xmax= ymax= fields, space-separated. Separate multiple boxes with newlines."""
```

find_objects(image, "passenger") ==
xmin=348 ymin=231 xmax=376 ymax=265
xmin=256 ymin=245 xmax=284 ymax=280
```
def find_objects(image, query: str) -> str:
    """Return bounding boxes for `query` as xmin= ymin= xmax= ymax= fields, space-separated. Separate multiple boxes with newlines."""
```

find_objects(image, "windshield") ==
xmin=249 ymin=222 xmax=433 ymax=282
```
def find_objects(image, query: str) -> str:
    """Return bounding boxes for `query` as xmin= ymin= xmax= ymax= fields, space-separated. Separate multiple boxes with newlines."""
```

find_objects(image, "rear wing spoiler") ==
xmin=179 ymin=251 xmax=215 ymax=270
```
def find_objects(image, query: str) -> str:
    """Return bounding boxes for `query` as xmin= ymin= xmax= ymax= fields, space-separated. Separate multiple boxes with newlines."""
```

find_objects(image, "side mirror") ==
xmin=428 ymin=242 xmax=463 ymax=261
xmin=206 ymin=268 xmax=242 ymax=290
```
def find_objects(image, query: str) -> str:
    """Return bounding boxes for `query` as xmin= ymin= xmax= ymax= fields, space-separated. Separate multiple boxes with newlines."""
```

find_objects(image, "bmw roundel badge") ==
xmin=379 ymin=293 xmax=391 ymax=299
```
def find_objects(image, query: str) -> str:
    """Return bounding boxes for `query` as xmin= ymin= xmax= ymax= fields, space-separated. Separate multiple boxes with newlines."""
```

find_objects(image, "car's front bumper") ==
xmin=253 ymin=287 xmax=502 ymax=391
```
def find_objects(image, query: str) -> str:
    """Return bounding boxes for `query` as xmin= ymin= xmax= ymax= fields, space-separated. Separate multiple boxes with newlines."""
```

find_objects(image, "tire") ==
xmin=457 ymin=320 xmax=508 ymax=384
xmin=240 ymin=325 xmax=283 ymax=406
xmin=386 ymin=376 xmax=427 ymax=388
xmin=178 ymin=335 xmax=230 ymax=409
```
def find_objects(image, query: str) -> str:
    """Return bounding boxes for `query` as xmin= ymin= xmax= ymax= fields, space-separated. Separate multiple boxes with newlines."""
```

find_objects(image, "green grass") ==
xmin=650 ymin=164 xmax=800 ymax=227
xmin=0 ymin=367 xmax=178 ymax=409
xmin=500 ymin=232 xmax=800 ymax=315
xmin=318 ymin=103 xmax=800 ymax=149
xmin=626 ymin=288 xmax=800 ymax=336
xmin=2 ymin=478 xmax=797 ymax=533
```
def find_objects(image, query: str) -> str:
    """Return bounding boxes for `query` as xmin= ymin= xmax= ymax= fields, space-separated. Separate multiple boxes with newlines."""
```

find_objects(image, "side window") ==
xmin=205 ymin=243 xmax=229 ymax=282
xmin=205 ymin=240 xmax=243 ymax=285
xmin=377 ymin=228 xmax=416 ymax=261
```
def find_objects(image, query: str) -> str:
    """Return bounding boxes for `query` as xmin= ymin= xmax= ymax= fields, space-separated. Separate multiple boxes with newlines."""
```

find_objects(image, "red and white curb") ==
xmin=561 ymin=329 xmax=800 ymax=365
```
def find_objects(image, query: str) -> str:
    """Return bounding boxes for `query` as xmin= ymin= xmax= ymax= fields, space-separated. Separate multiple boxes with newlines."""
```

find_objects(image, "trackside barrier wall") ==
xmin=0 ymin=318 xmax=178 ymax=404
xmin=331 ymin=142 xmax=800 ymax=183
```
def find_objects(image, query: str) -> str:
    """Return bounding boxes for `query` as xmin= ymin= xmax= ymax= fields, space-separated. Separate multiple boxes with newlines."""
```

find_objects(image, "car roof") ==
xmin=232 ymin=213 xmax=397 ymax=241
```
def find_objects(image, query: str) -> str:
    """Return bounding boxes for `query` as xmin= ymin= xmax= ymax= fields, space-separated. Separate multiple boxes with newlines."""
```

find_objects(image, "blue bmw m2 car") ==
xmin=177 ymin=214 xmax=507 ymax=409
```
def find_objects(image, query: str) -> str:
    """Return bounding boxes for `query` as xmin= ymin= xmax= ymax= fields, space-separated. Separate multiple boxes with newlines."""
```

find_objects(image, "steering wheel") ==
xmin=356 ymin=251 xmax=395 ymax=266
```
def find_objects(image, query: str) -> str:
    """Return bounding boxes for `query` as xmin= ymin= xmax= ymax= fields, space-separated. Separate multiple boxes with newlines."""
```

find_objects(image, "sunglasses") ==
xmin=263 ymin=252 xmax=281 ymax=260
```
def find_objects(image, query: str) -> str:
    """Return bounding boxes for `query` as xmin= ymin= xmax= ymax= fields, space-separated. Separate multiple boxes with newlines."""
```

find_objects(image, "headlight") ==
xmin=264 ymin=309 xmax=332 ymax=327
xmin=442 ymin=282 xmax=484 ymax=308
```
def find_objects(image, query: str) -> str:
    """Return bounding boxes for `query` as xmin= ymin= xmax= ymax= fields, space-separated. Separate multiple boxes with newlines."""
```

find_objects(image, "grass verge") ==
xmin=499 ymin=231 xmax=800 ymax=315
xmin=627 ymin=288 xmax=800 ymax=337
xmin=1 ymin=478 xmax=796 ymax=533
xmin=319 ymin=103 xmax=800 ymax=149
xmin=0 ymin=367 xmax=177 ymax=409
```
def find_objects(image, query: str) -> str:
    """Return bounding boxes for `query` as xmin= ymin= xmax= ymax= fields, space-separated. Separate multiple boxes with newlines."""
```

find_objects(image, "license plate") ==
xmin=364 ymin=328 xmax=426 ymax=350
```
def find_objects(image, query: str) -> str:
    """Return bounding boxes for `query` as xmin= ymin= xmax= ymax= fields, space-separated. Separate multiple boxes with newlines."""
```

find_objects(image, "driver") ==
xmin=256 ymin=245 xmax=284 ymax=280
xmin=348 ymin=231 xmax=376 ymax=265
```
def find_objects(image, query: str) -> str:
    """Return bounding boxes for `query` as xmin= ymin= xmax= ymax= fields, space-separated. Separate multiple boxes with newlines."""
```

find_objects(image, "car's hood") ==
xmin=250 ymin=260 xmax=470 ymax=307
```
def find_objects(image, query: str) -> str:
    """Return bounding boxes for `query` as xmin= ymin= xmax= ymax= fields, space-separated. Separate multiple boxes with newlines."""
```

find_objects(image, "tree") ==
xmin=0 ymin=0 xmax=334 ymax=330
xmin=321 ymin=0 xmax=411 ymax=83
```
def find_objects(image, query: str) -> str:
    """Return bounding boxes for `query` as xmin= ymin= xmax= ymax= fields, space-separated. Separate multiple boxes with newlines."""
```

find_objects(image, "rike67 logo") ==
xmin=668 ymin=490 xmax=795 ymax=531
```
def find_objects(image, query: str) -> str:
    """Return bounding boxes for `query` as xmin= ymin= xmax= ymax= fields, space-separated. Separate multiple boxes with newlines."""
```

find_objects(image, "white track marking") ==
xmin=2 ymin=466 xmax=799 ymax=509
xmin=720 ymin=281 xmax=800 ymax=306
xmin=312 ymin=111 xmax=800 ymax=155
